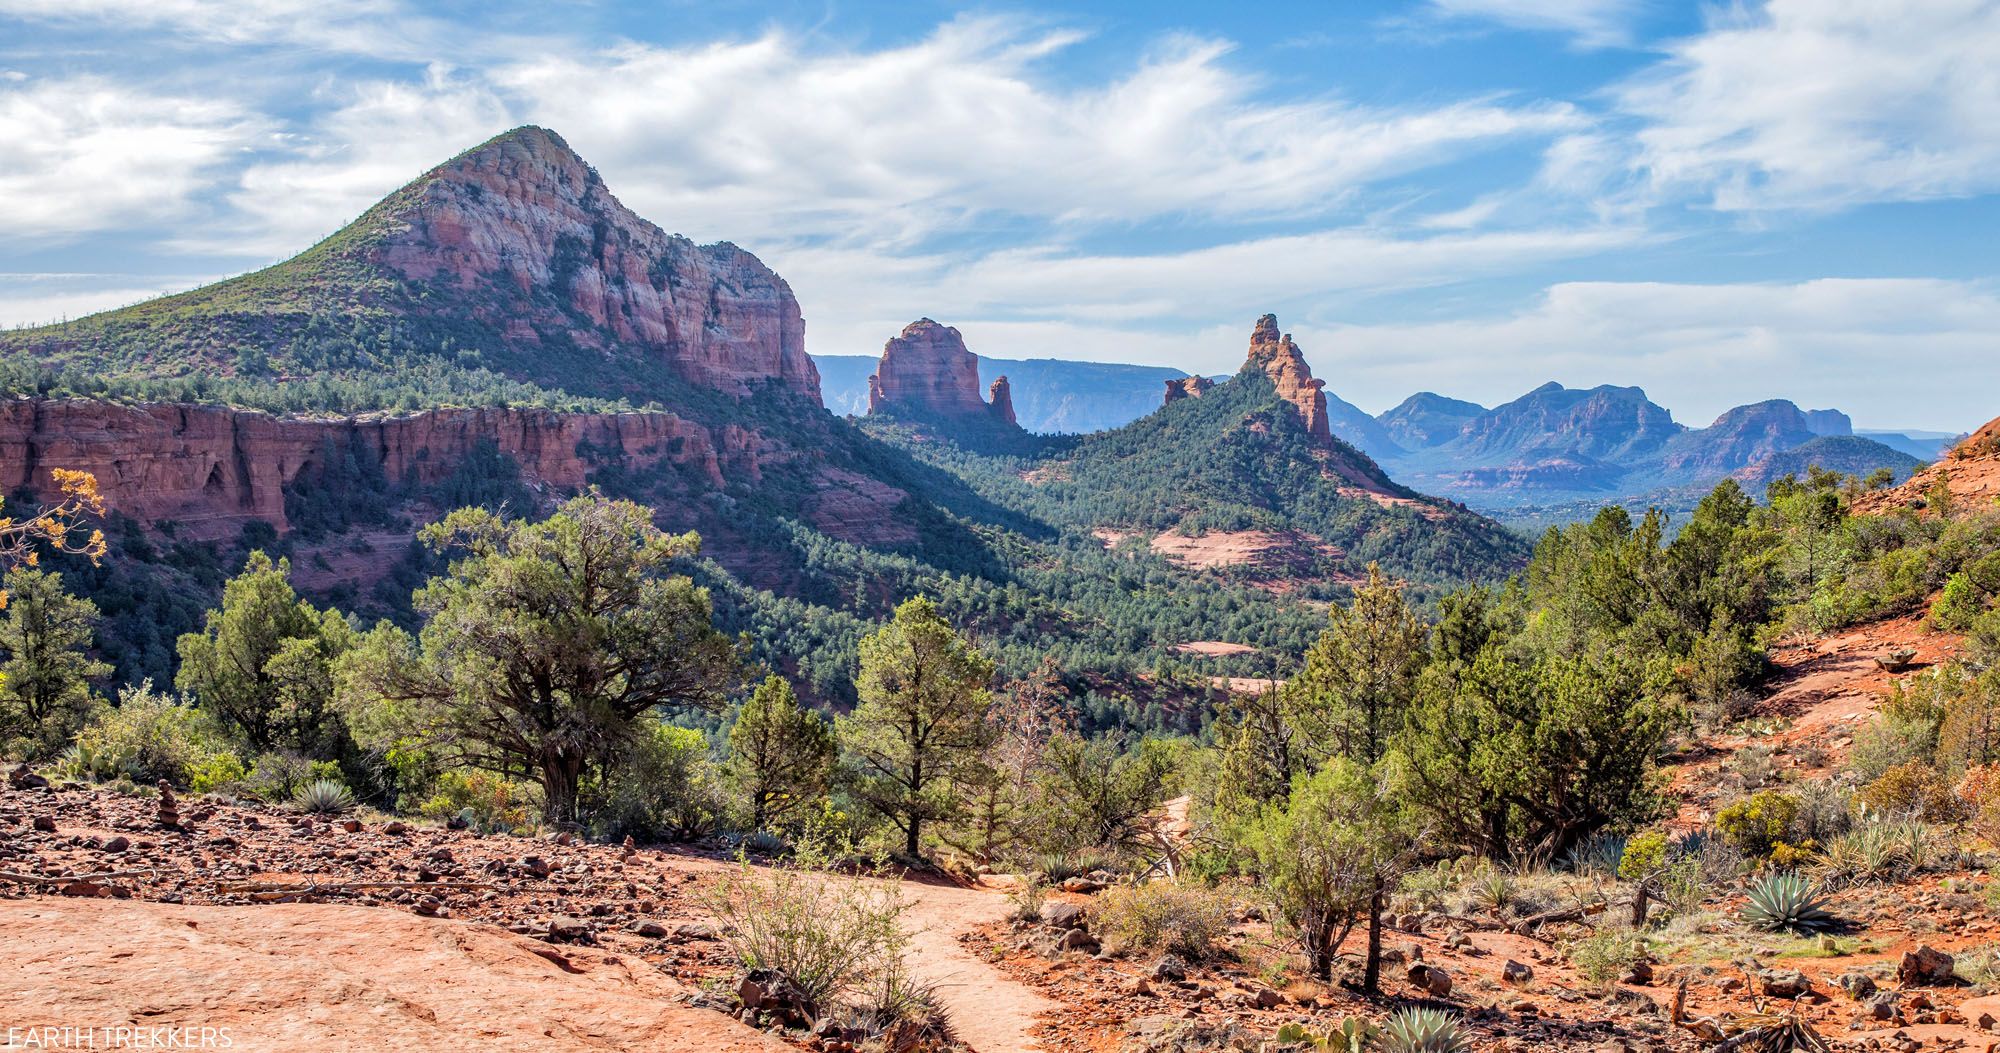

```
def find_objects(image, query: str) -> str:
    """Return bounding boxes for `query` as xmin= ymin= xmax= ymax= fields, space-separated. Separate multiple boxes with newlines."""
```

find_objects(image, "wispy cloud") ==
xmin=184 ymin=17 xmax=1585 ymax=257
xmin=1423 ymin=0 xmax=1646 ymax=48
xmin=1618 ymin=0 xmax=2000 ymax=210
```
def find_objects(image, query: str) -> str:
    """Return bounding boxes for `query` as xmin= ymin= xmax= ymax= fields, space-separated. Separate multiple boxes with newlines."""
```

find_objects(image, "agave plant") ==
xmin=1742 ymin=872 xmax=1834 ymax=933
xmin=294 ymin=778 xmax=355 ymax=815
xmin=1379 ymin=1008 xmax=1468 ymax=1053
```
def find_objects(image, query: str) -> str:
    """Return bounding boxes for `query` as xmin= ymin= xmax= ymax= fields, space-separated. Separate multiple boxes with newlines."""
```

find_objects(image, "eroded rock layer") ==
xmin=0 ymin=398 xmax=769 ymax=540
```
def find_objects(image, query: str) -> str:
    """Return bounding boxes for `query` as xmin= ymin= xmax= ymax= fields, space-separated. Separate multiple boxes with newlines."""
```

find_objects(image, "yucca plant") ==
xmin=1379 ymin=1008 xmax=1468 ymax=1053
xmin=1468 ymin=865 xmax=1516 ymax=913
xmin=1742 ymin=872 xmax=1834 ymax=933
xmin=1564 ymin=832 xmax=1627 ymax=878
xmin=294 ymin=778 xmax=355 ymax=814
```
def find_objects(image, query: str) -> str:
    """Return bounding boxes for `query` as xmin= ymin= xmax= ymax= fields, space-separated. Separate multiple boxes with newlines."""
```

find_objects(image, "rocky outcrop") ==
xmin=371 ymin=127 xmax=820 ymax=400
xmin=0 ymin=398 xmax=769 ymax=540
xmin=987 ymin=377 xmax=1017 ymax=427
xmin=866 ymin=319 xmax=1019 ymax=428
xmin=1163 ymin=376 xmax=1214 ymax=406
xmin=1241 ymin=315 xmax=1331 ymax=444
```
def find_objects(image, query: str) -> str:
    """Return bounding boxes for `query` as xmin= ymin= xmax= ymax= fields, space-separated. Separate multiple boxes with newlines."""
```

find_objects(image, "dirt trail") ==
xmin=897 ymin=878 xmax=1056 ymax=1053
xmin=1 ymin=898 xmax=794 ymax=1053
xmin=670 ymin=853 xmax=1054 ymax=1053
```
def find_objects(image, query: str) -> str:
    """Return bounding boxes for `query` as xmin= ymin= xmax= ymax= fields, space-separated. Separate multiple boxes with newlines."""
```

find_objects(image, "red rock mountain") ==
xmin=866 ymin=319 xmax=1018 ymax=427
xmin=0 ymin=126 xmax=820 ymax=405
xmin=372 ymin=127 xmax=820 ymax=400
xmin=1162 ymin=376 xmax=1214 ymax=405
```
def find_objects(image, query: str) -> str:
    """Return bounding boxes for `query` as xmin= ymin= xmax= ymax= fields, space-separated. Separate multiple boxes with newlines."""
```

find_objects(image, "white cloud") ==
xmin=197 ymin=17 xmax=1583 ymax=257
xmin=771 ymin=223 xmax=1646 ymax=367
xmin=0 ymin=0 xmax=454 ymax=61
xmin=181 ymin=67 xmax=512 ymax=257
xmin=1426 ymin=0 xmax=1644 ymax=47
xmin=1305 ymin=278 xmax=2000 ymax=431
xmin=0 ymin=76 xmax=267 ymax=239
xmin=1619 ymin=0 xmax=2000 ymax=210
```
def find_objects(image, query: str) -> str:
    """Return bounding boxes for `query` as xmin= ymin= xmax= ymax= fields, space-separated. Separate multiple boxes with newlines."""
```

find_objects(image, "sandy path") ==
xmin=895 ymin=877 xmax=1056 ymax=1053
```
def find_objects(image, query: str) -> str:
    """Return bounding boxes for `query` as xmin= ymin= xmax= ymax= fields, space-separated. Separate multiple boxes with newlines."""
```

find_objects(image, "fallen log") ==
xmin=1508 ymin=898 xmax=1611 ymax=934
xmin=0 ymin=868 xmax=156 ymax=885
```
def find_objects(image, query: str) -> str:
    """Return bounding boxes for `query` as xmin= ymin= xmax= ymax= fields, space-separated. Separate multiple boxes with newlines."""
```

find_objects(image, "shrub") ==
xmin=1566 ymin=832 xmax=1626 ymax=878
xmin=1568 ymin=924 xmax=1644 ymax=984
xmin=1742 ymin=871 xmax=1834 ymax=933
xmin=698 ymin=862 xmax=910 ymax=1019
xmin=1465 ymin=865 xmax=1516 ymax=914
xmin=1858 ymin=762 xmax=1964 ymax=822
xmin=72 ymin=682 xmax=229 ymax=786
xmin=1619 ymin=831 xmax=1671 ymax=880
xmin=293 ymin=778 xmax=355 ymax=814
xmin=1933 ymin=573 xmax=1988 ymax=632
xmin=1007 ymin=878 xmax=1049 ymax=924
xmin=419 ymin=770 xmax=536 ymax=833
xmin=1095 ymin=880 xmax=1233 ymax=960
xmin=187 ymin=752 xmax=248 ymax=795
xmin=588 ymin=721 xmax=730 ymax=840
xmin=1715 ymin=790 xmax=1802 ymax=859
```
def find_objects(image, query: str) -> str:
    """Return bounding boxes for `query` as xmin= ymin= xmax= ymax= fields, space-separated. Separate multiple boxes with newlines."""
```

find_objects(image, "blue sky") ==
xmin=2 ymin=0 xmax=1997 ymax=431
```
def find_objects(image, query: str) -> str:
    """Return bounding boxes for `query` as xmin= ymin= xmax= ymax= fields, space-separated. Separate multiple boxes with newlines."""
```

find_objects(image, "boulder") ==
xmin=1899 ymin=946 xmax=1956 ymax=986
xmin=1041 ymin=901 xmax=1086 ymax=930
xmin=1759 ymin=969 xmax=1813 ymax=999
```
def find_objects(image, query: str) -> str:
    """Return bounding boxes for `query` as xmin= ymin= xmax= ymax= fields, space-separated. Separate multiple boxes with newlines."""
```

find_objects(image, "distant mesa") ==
xmin=867 ymin=319 xmax=1019 ymax=428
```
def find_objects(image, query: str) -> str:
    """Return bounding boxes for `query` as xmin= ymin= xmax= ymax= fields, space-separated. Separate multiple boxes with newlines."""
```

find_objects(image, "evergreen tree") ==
xmin=176 ymin=551 xmax=357 ymax=754
xmin=339 ymin=495 xmax=740 ymax=823
xmin=726 ymin=674 xmax=835 ymax=831
xmin=838 ymin=597 xmax=996 ymax=858
xmin=0 ymin=567 xmax=110 ymax=755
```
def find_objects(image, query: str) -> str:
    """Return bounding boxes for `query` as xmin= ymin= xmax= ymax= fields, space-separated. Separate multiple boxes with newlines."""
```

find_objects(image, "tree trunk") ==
xmin=1363 ymin=880 xmax=1385 ymax=994
xmin=542 ymin=750 xmax=586 ymax=826
xmin=905 ymin=813 xmax=922 ymax=858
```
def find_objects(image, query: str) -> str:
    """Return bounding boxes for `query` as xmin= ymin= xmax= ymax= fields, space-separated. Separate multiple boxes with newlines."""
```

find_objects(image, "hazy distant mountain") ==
xmin=815 ymin=353 xmax=1190 ymax=434
xmin=1371 ymin=384 xmax=1925 ymax=510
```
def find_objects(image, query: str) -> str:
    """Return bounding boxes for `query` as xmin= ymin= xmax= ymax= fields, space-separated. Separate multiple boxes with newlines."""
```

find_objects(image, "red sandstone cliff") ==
xmin=0 ymin=399 xmax=770 ymax=541
xmin=866 ymin=319 xmax=1019 ymax=428
xmin=1243 ymin=315 xmax=1332 ymax=444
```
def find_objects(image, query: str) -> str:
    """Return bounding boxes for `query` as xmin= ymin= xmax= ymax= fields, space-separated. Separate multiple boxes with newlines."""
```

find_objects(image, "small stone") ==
xmin=1839 ymin=972 xmax=1879 ymax=999
xmin=1503 ymin=960 xmax=1535 ymax=986
xmin=382 ymin=821 xmax=409 ymax=835
xmin=1759 ymin=969 xmax=1812 ymax=999
xmin=31 ymin=815 xmax=55 ymax=833
xmin=1041 ymin=901 xmax=1086 ymax=929
xmin=1623 ymin=961 xmax=1655 ymax=986
xmin=1058 ymin=928 xmax=1101 ymax=954
xmin=632 ymin=919 xmax=669 ymax=938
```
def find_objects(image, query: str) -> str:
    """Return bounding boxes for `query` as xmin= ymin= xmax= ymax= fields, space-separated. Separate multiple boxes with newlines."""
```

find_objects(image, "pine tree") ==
xmin=727 ymin=674 xmax=835 ymax=831
xmin=838 ymin=597 xmax=996 ymax=858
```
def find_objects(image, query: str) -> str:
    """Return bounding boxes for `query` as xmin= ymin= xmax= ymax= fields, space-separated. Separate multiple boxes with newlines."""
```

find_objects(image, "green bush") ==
xmin=187 ymin=752 xmax=248 ymax=795
xmin=698 ymin=861 xmax=911 ymax=1019
xmin=587 ymin=721 xmax=730 ymax=840
xmin=1095 ymin=880 xmax=1234 ymax=959
xmin=1619 ymin=831 xmax=1671 ymax=880
xmin=1934 ymin=573 xmax=1989 ymax=631
xmin=1715 ymin=790 xmax=1802 ymax=860
xmin=71 ymin=682 xmax=230 ymax=786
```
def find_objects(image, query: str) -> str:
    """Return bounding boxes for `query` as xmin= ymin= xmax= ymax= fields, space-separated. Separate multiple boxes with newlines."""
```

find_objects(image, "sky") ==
xmin=1 ymin=0 xmax=1997 ymax=432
